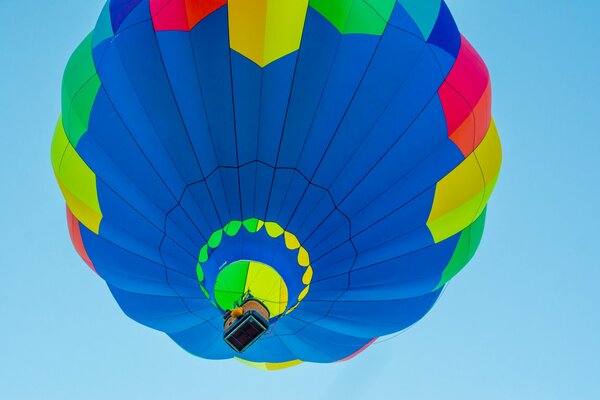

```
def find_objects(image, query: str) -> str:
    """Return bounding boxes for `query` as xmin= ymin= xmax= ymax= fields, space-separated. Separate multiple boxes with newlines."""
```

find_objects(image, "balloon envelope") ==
xmin=52 ymin=0 xmax=502 ymax=369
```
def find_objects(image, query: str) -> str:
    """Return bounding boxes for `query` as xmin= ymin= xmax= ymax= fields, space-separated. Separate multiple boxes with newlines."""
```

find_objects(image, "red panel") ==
xmin=186 ymin=0 xmax=227 ymax=29
xmin=338 ymin=338 xmax=378 ymax=362
xmin=151 ymin=0 xmax=227 ymax=31
xmin=66 ymin=206 xmax=96 ymax=273
xmin=439 ymin=36 xmax=491 ymax=156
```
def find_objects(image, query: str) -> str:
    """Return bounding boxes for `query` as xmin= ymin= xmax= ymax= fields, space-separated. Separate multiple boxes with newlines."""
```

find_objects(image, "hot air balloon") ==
xmin=52 ymin=0 xmax=501 ymax=370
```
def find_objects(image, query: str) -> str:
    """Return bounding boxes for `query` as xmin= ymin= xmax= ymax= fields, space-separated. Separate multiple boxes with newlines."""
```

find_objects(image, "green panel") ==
xmin=208 ymin=229 xmax=224 ymax=248
xmin=435 ymin=208 xmax=487 ymax=290
xmin=201 ymin=286 xmax=210 ymax=299
xmin=198 ymin=244 xmax=209 ymax=263
xmin=465 ymin=208 xmax=487 ymax=260
xmin=224 ymin=220 xmax=243 ymax=236
xmin=62 ymin=33 xmax=100 ymax=147
xmin=196 ymin=263 xmax=205 ymax=282
xmin=396 ymin=0 xmax=441 ymax=39
xmin=243 ymin=218 xmax=260 ymax=233
xmin=309 ymin=0 xmax=352 ymax=32
xmin=214 ymin=261 xmax=250 ymax=310
xmin=310 ymin=0 xmax=396 ymax=35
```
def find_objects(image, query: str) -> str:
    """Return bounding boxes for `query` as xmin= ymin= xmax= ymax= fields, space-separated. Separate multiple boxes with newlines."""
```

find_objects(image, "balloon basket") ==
xmin=223 ymin=298 xmax=270 ymax=353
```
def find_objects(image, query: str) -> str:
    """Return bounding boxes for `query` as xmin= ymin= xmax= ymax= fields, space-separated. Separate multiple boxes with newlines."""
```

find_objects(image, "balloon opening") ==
xmin=195 ymin=219 xmax=313 ymax=321
xmin=213 ymin=260 xmax=288 ymax=318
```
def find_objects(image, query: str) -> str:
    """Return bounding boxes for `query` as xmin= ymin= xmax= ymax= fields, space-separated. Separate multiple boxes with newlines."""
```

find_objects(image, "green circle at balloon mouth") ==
xmin=213 ymin=260 xmax=289 ymax=318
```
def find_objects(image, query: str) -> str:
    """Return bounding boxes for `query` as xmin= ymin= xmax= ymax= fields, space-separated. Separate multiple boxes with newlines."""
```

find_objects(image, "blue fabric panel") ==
xmin=264 ymin=170 xmax=320 ymax=226
xmin=81 ymin=224 xmax=174 ymax=296
xmin=306 ymin=274 xmax=349 ymax=302
xmin=286 ymin=184 xmax=339 ymax=246
xmin=95 ymin=43 xmax=189 ymax=198
xmin=278 ymin=10 xmax=380 ymax=176
xmin=355 ymin=224 xmax=435 ymax=263
xmin=342 ymin=140 xmax=464 ymax=231
xmin=321 ymin=53 xmax=447 ymax=204
xmin=167 ymin=268 xmax=208 ymax=298
xmin=303 ymin=211 xmax=350 ymax=263
xmin=109 ymin=0 xmax=144 ymax=32
xmin=256 ymin=52 xmax=297 ymax=166
xmin=311 ymin=25 xmax=428 ymax=192
xmin=338 ymin=98 xmax=455 ymax=224
xmin=388 ymin=1 xmax=425 ymax=40
xmin=205 ymin=168 xmax=241 ymax=222
xmin=109 ymin=19 xmax=203 ymax=188
xmin=429 ymin=45 xmax=457 ymax=78
xmin=310 ymin=241 xmax=356 ymax=283
xmin=178 ymin=181 xmax=225 ymax=237
xmin=159 ymin=235 xmax=198 ymax=279
xmin=221 ymin=170 xmax=243 ymax=222
xmin=276 ymin=9 xmax=341 ymax=169
xmin=95 ymin=181 xmax=164 ymax=264
xmin=189 ymin=7 xmax=237 ymax=167
xmin=275 ymin=318 xmax=372 ymax=363
xmin=269 ymin=171 xmax=311 ymax=227
xmin=168 ymin=316 xmax=229 ymax=359
xmin=81 ymin=88 xmax=176 ymax=228
xmin=163 ymin=209 xmax=204 ymax=257
xmin=427 ymin=1 xmax=461 ymax=59
xmin=109 ymin=285 xmax=215 ymax=333
xmin=351 ymin=188 xmax=436 ymax=251
xmin=238 ymin=164 xmax=259 ymax=218
xmin=341 ymin=235 xmax=460 ymax=301
xmin=244 ymin=334 xmax=301 ymax=363
xmin=239 ymin=162 xmax=273 ymax=220
xmin=164 ymin=205 xmax=206 ymax=255
xmin=304 ymin=290 xmax=441 ymax=338
xmin=154 ymin=31 xmax=221 ymax=175
xmin=230 ymin=52 xmax=262 ymax=165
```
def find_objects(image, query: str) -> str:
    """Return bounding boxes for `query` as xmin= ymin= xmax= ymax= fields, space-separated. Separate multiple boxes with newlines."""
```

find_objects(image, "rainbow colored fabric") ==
xmin=52 ymin=0 xmax=502 ymax=370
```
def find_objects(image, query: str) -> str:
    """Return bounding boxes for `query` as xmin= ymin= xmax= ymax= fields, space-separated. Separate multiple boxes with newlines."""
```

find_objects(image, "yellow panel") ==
xmin=286 ymin=304 xmax=299 ymax=314
xmin=427 ymin=120 xmax=502 ymax=242
xmin=298 ymin=286 xmax=309 ymax=302
xmin=228 ymin=0 xmax=309 ymax=67
xmin=244 ymin=261 xmax=288 ymax=317
xmin=473 ymin=121 xmax=502 ymax=217
xmin=235 ymin=358 xmax=303 ymax=370
xmin=297 ymin=247 xmax=310 ymax=267
xmin=279 ymin=279 xmax=287 ymax=315
xmin=53 ymin=118 xmax=102 ymax=233
xmin=51 ymin=116 xmax=69 ymax=172
xmin=302 ymin=266 xmax=313 ymax=285
xmin=284 ymin=231 xmax=301 ymax=249
xmin=256 ymin=219 xmax=265 ymax=231
xmin=265 ymin=221 xmax=284 ymax=238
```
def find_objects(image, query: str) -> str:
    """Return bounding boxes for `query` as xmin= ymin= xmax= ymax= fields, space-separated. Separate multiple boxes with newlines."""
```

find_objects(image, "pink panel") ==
xmin=66 ymin=206 xmax=96 ymax=273
xmin=151 ymin=0 xmax=227 ymax=31
xmin=338 ymin=338 xmax=378 ymax=362
xmin=439 ymin=36 xmax=491 ymax=156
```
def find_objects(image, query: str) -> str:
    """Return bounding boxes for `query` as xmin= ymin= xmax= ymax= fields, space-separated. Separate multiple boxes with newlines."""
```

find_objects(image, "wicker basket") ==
xmin=224 ymin=298 xmax=270 ymax=330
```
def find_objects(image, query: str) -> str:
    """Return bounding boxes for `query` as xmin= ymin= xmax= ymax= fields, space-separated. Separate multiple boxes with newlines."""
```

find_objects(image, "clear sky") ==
xmin=1 ymin=1 xmax=599 ymax=399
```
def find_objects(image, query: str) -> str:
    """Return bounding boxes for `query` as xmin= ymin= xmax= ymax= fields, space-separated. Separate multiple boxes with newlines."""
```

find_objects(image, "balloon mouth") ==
xmin=213 ymin=260 xmax=288 ymax=318
xmin=195 ymin=218 xmax=313 ymax=318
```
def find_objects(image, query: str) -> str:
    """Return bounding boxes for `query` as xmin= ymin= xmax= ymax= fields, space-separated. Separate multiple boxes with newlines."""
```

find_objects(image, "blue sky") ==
xmin=1 ymin=1 xmax=599 ymax=398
